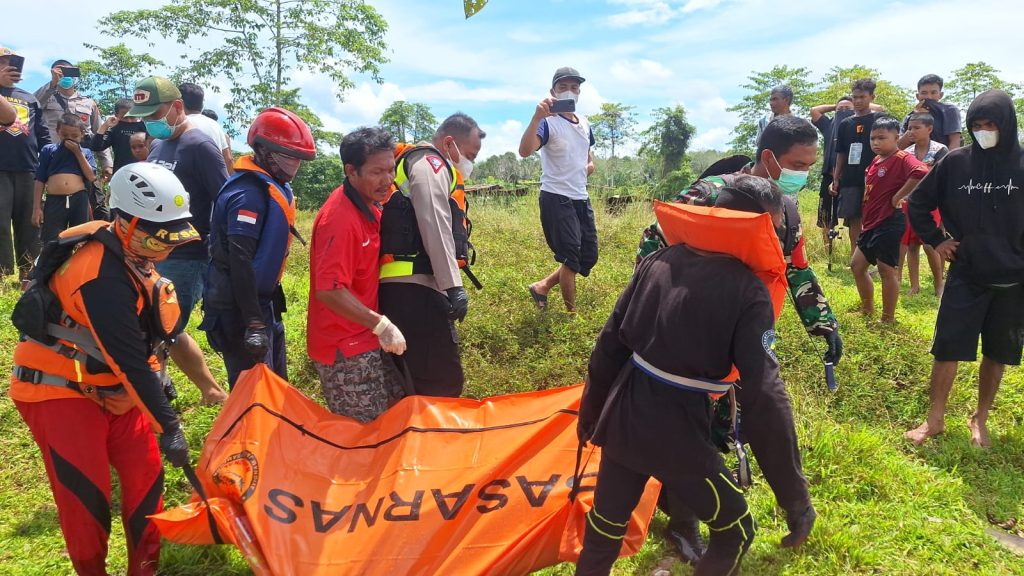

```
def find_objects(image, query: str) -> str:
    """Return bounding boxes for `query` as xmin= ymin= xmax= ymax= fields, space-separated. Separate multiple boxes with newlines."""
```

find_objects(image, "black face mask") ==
xmin=254 ymin=147 xmax=297 ymax=183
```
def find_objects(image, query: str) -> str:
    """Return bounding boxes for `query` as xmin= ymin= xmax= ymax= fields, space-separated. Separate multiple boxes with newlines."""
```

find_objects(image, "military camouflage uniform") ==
xmin=314 ymin=349 xmax=407 ymax=423
xmin=636 ymin=174 xmax=838 ymax=337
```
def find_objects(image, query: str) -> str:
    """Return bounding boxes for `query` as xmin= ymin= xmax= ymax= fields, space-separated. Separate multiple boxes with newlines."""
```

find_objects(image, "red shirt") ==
xmin=307 ymin=183 xmax=383 ymax=364
xmin=863 ymin=150 xmax=927 ymax=231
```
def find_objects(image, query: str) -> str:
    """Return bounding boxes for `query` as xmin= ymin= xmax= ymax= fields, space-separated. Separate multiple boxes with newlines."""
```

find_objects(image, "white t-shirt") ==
xmin=537 ymin=114 xmax=594 ymax=200
xmin=187 ymin=113 xmax=229 ymax=151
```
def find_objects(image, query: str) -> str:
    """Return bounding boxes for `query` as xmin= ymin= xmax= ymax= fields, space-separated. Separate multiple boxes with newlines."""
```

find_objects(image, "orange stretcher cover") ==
xmin=151 ymin=365 xmax=660 ymax=575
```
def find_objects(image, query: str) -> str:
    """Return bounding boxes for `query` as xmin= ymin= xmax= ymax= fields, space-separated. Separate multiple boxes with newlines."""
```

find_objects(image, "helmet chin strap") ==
xmin=114 ymin=216 xmax=149 ymax=267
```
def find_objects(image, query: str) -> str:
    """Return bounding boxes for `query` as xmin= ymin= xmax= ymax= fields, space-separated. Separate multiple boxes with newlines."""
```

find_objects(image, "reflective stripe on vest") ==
xmin=630 ymin=352 xmax=734 ymax=394
xmin=381 ymin=144 xmax=467 ymax=280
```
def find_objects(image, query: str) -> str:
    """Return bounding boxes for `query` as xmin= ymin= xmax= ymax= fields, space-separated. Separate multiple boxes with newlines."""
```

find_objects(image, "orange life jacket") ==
xmin=653 ymin=201 xmax=787 ymax=383
xmin=10 ymin=221 xmax=181 ymax=432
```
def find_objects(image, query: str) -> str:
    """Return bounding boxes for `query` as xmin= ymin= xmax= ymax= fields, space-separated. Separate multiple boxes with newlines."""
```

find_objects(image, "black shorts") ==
xmin=857 ymin=213 xmax=905 ymax=267
xmin=931 ymin=275 xmax=1024 ymax=365
xmin=539 ymin=190 xmax=599 ymax=277
xmin=817 ymin=174 xmax=838 ymax=229
xmin=837 ymin=185 xmax=864 ymax=221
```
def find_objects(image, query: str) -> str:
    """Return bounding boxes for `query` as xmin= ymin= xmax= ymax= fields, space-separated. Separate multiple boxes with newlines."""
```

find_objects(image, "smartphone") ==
xmin=549 ymin=98 xmax=576 ymax=114
xmin=7 ymin=55 xmax=25 ymax=73
xmin=63 ymin=66 xmax=81 ymax=77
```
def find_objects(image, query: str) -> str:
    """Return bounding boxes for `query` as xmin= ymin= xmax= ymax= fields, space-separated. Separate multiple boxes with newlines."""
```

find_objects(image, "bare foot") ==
xmin=968 ymin=415 xmax=991 ymax=448
xmin=202 ymin=387 xmax=229 ymax=405
xmin=860 ymin=306 xmax=874 ymax=317
xmin=880 ymin=316 xmax=896 ymax=325
xmin=909 ymin=286 xmax=921 ymax=295
xmin=905 ymin=421 xmax=944 ymax=445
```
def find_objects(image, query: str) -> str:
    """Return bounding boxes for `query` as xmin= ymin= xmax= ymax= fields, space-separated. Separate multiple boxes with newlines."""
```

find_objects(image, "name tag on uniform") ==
xmin=848 ymin=143 xmax=863 ymax=165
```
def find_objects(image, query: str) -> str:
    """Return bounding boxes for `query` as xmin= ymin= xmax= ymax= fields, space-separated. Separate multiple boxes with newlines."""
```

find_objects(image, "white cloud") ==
xmin=681 ymin=0 xmax=727 ymax=13
xmin=476 ymin=119 xmax=526 ymax=160
xmin=609 ymin=59 xmax=673 ymax=83
xmin=404 ymin=81 xmax=537 ymax=104
xmin=690 ymin=127 xmax=732 ymax=150
xmin=606 ymin=2 xmax=674 ymax=27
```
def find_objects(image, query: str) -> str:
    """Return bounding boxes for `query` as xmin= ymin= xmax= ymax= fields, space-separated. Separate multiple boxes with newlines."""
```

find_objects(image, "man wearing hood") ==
xmin=905 ymin=90 xmax=1024 ymax=448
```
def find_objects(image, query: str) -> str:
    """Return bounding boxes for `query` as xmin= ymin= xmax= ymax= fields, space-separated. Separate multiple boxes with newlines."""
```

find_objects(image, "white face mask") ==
xmin=973 ymin=129 xmax=999 ymax=150
xmin=555 ymin=90 xmax=578 ymax=103
xmin=449 ymin=140 xmax=474 ymax=179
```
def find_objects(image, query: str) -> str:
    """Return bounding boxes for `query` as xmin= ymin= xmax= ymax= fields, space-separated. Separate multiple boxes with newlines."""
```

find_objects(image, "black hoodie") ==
xmin=909 ymin=90 xmax=1024 ymax=284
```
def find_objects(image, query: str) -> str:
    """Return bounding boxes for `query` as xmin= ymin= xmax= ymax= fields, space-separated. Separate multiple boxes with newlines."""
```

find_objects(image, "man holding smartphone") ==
xmin=0 ymin=47 xmax=51 ymax=284
xmin=35 ymin=59 xmax=113 ymax=218
xmin=519 ymin=66 xmax=597 ymax=313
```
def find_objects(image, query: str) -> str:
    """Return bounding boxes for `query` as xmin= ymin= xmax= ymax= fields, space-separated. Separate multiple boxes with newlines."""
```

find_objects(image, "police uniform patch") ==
xmin=762 ymin=329 xmax=777 ymax=360
xmin=425 ymin=155 xmax=445 ymax=174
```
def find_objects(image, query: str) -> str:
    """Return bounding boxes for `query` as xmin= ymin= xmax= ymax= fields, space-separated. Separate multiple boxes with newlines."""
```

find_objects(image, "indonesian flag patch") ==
xmin=237 ymin=209 xmax=258 ymax=225
xmin=425 ymin=155 xmax=445 ymax=174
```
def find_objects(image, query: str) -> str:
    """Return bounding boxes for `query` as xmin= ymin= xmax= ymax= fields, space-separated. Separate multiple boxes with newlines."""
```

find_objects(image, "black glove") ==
xmin=823 ymin=329 xmax=843 ymax=365
xmin=445 ymin=287 xmax=469 ymax=322
xmin=243 ymin=322 xmax=270 ymax=363
xmin=159 ymin=426 xmax=190 ymax=468
xmin=781 ymin=504 xmax=817 ymax=548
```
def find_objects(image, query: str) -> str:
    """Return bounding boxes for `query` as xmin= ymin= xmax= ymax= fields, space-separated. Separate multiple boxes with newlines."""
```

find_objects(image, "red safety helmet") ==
xmin=248 ymin=107 xmax=316 ymax=160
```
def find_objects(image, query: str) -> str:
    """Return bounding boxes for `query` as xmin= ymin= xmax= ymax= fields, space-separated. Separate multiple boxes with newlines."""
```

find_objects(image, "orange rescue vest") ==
xmin=10 ymin=222 xmax=181 ymax=431
xmin=653 ymin=201 xmax=787 ymax=383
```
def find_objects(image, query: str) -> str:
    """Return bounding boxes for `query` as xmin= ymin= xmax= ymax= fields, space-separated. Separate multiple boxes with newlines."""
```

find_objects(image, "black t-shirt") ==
xmin=149 ymin=128 xmax=228 ymax=260
xmin=836 ymin=112 xmax=880 ymax=188
xmin=89 ymin=121 xmax=147 ymax=172
xmin=900 ymin=101 xmax=962 ymax=147
xmin=0 ymin=86 xmax=52 ymax=172
xmin=813 ymin=110 xmax=854 ymax=176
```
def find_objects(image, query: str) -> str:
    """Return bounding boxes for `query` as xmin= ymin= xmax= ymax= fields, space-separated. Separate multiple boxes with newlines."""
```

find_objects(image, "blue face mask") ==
xmin=58 ymin=76 xmax=76 ymax=90
xmin=144 ymin=109 xmax=177 ymax=139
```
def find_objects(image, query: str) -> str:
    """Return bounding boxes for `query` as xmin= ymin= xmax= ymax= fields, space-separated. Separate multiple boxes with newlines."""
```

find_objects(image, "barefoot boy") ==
xmin=850 ymin=116 xmax=926 ymax=322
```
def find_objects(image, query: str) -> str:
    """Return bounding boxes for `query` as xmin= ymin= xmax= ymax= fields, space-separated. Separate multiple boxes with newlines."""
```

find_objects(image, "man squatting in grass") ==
xmin=905 ymin=90 xmax=1024 ymax=448
xmin=309 ymin=127 xmax=408 ymax=423
xmin=849 ymin=116 xmax=927 ymax=322
xmin=521 ymin=66 xmax=597 ymax=313
xmin=636 ymin=115 xmax=833 ymax=563
xmin=577 ymin=175 xmax=812 ymax=576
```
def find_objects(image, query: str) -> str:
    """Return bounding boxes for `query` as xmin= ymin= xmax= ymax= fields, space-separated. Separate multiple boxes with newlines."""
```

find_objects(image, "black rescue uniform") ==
xmin=576 ymin=244 xmax=808 ymax=576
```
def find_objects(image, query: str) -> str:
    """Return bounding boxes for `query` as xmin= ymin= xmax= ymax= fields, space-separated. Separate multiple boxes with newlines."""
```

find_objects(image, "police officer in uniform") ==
xmin=201 ymin=107 xmax=315 ymax=387
xmin=378 ymin=113 xmax=484 ymax=397
xmin=10 ymin=163 xmax=197 ymax=575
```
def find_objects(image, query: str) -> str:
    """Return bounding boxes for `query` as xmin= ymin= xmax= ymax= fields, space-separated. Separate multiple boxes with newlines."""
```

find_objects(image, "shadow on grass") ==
xmin=916 ymin=425 xmax=1024 ymax=530
xmin=10 ymin=504 xmax=60 ymax=538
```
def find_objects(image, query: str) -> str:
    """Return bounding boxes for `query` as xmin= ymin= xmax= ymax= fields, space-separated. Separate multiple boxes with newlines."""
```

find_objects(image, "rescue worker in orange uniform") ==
xmin=10 ymin=162 xmax=199 ymax=576
xmin=201 ymin=107 xmax=315 ymax=387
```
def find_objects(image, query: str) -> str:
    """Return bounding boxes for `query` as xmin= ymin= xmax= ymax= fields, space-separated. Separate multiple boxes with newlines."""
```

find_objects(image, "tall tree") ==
xmin=811 ymin=65 xmax=913 ymax=122
xmin=727 ymin=65 xmax=814 ymax=154
xmin=107 ymin=0 xmax=388 ymax=133
xmin=379 ymin=101 xmax=437 ymax=143
xmin=946 ymin=62 xmax=1022 ymax=114
xmin=77 ymin=43 xmax=163 ymax=115
xmin=639 ymin=104 xmax=696 ymax=178
xmin=589 ymin=102 xmax=637 ymax=158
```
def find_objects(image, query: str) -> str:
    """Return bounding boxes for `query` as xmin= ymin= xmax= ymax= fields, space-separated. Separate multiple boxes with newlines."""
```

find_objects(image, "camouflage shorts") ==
xmin=314 ymin=349 xmax=407 ymax=423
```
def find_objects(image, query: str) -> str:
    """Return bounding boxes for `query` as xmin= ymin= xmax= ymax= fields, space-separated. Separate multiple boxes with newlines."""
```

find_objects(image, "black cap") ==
xmin=552 ymin=66 xmax=585 ymax=88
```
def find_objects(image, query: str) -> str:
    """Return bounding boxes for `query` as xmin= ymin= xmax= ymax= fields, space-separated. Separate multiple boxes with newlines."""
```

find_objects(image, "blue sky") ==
xmin=7 ymin=0 xmax=1024 ymax=159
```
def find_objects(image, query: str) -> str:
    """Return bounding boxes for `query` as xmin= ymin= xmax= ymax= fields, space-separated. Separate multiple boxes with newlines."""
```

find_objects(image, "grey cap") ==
xmin=552 ymin=66 xmax=585 ymax=87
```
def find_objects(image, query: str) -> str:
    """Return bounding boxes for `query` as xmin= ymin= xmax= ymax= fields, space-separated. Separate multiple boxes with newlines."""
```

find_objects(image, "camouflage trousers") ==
xmin=314 ymin=349 xmax=407 ymax=423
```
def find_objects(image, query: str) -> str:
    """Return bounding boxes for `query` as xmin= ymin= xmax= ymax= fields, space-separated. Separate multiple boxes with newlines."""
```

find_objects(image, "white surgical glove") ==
xmin=373 ymin=315 xmax=407 ymax=355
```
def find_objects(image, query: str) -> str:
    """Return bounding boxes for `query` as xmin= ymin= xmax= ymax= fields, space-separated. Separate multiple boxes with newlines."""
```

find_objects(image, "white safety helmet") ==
xmin=109 ymin=163 xmax=192 ymax=222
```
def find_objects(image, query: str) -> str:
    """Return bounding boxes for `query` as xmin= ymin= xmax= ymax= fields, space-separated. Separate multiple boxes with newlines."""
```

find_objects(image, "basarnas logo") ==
xmin=762 ymin=329 xmax=777 ymax=361
xmin=214 ymin=450 xmax=260 ymax=502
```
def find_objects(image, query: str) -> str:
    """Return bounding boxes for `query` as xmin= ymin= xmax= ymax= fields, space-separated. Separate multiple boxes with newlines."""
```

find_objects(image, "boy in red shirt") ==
xmin=851 ymin=116 xmax=927 ymax=322
xmin=900 ymin=113 xmax=948 ymax=297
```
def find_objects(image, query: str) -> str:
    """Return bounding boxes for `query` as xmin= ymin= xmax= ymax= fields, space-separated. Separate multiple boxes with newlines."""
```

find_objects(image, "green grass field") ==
xmin=1 ymin=190 xmax=1022 ymax=575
